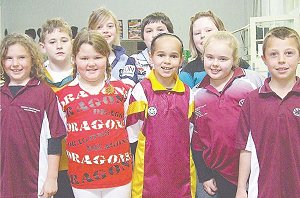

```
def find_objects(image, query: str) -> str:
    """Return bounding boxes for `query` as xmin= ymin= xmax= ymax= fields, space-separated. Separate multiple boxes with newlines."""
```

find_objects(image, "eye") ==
xmin=269 ymin=52 xmax=278 ymax=57
xmin=5 ymin=56 xmax=13 ymax=60
xmin=205 ymin=55 xmax=213 ymax=60
xmin=219 ymin=57 xmax=228 ymax=62
xmin=145 ymin=29 xmax=152 ymax=34
xmin=49 ymin=40 xmax=56 ymax=44
xmin=157 ymin=53 xmax=164 ymax=57
xmin=285 ymin=50 xmax=295 ymax=57
xmin=80 ymin=57 xmax=88 ymax=60
xmin=62 ymin=38 xmax=69 ymax=43
xmin=170 ymin=54 xmax=179 ymax=59
xmin=108 ymin=23 xmax=115 ymax=28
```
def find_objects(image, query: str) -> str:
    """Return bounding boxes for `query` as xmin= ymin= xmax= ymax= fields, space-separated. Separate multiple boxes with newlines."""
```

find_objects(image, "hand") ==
xmin=235 ymin=187 xmax=248 ymax=198
xmin=39 ymin=177 xmax=58 ymax=198
xmin=203 ymin=178 xmax=218 ymax=196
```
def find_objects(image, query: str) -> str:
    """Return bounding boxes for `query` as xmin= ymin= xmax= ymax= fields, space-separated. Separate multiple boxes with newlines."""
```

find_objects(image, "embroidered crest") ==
xmin=239 ymin=99 xmax=245 ymax=107
xmin=293 ymin=108 xmax=300 ymax=117
xmin=195 ymin=104 xmax=207 ymax=119
xmin=148 ymin=106 xmax=157 ymax=116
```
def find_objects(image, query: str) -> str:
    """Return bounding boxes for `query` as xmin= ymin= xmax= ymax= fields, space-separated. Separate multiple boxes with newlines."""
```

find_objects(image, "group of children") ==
xmin=0 ymin=7 xmax=299 ymax=198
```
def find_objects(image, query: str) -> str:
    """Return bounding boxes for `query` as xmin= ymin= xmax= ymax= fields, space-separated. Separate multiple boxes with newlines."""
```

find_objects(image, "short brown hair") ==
xmin=262 ymin=26 xmax=300 ymax=56
xmin=40 ymin=17 xmax=72 ymax=43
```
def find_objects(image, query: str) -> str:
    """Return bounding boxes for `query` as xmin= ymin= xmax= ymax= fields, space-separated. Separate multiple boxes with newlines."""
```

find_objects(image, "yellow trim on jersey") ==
xmin=148 ymin=70 xmax=185 ymax=92
xmin=132 ymin=132 xmax=146 ymax=198
xmin=190 ymin=149 xmax=197 ymax=198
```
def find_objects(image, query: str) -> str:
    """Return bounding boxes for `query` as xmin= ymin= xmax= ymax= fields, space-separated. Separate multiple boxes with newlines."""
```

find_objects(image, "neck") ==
xmin=155 ymin=74 xmax=177 ymax=89
xmin=210 ymin=70 xmax=234 ymax=92
xmin=78 ymin=76 xmax=105 ymax=94
xmin=269 ymin=77 xmax=297 ymax=99
xmin=48 ymin=59 xmax=73 ymax=72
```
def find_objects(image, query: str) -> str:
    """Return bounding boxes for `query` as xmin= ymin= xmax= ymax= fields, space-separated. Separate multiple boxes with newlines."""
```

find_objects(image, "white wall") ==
xmin=1 ymin=0 xmax=253 ymax=50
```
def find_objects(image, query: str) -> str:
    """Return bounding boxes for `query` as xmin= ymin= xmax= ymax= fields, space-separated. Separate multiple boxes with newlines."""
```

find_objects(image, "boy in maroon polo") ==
xmin=236 ymin=27 xmax=300 ymax=198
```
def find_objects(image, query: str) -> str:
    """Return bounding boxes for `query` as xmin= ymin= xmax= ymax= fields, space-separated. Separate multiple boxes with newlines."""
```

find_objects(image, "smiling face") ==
xmin=94 ymin=17 xmax=117 ymax=46
xmin=150 ymin=35 xmax=183 ymax=86
xmin=3 ymin=43 xmax=32 ymax=85
xmin=75 ymin=43 xmax=107 ymax=84
xmin=143 ymin=21 xmax=169 ymax=49
xmin=262 ymin=36 xmax=300 ymax=82
xmin=192 ymin=17 xmax=219 ymax=54
xmin=40 ymin=28 xmax=72 ymax=64
xmin=204 ymin=39 xmax=234 ymax=88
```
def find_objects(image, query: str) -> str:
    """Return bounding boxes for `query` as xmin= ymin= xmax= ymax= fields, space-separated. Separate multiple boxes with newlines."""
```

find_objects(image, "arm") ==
xmin=235 ymin=150 xmax=251 ymax=198
xmin=192 ymin=149 xmax=217 ymax=195
xmin=39 ymin=154 xmax=60 ymax=198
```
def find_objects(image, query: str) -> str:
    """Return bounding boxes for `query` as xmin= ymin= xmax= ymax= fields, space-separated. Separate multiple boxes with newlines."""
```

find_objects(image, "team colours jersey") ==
xmin=0 ymin=78 xmax=66 ymax=197
xmin=56 ymin=77 xmax=132 ymax=189
xmin=236 ymin=77 xmax=300 ymax=198
xmin=126 ymin=70 xmax=196 ymax=198
xmin=192 ymin=68 xmax=263 ymax=185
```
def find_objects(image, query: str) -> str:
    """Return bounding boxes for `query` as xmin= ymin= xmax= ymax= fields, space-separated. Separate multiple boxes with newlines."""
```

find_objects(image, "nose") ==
xmin=278 ymin=54 xmax=286 ymax=64
xmin=212 ymin=58 xmax=219 ymax=66
xmin=12 ymin=58 xmax=19 ymax=67
xmin=56 ymin=41 xmax=62 ymax=49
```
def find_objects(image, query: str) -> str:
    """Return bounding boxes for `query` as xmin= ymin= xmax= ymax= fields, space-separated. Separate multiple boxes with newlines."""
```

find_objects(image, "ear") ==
xmin=261 ymin=54 xmax=267 ymax=65
xmin=39 ymin=42 xmax=46 ymax=54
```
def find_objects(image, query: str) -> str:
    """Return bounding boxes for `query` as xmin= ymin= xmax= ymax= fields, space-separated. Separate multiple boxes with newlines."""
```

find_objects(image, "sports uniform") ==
xmin=192 ymin=68 xmax=263 ymax=190
xmin=56 ymin=77 xmax=132 ymax=189
xmin=236 ymin=77 xmax=300 ymax=198
xmin=126 ymin=70 xmax=196 ymax=198
xmin=0 ymin=77 xmax=66 ymax=197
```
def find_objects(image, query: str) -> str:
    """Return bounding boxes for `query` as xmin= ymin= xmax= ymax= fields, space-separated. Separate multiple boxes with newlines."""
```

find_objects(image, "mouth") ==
xmin=56 ymin=52 xmax=65 ymax=55
xmin=276 ymin=67 xmax=288 ymax=71
xmin=161 ymin=66 xmax=172 ymax=71
xmin=11 ymin=69 xmax=23 ymax=72
xmin=210 ymin=68 xmax=221 ymax=74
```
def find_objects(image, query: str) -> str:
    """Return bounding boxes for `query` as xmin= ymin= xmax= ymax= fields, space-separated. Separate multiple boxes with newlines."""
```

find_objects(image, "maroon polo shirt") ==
xmin=236 ymin=77 xmax=300 ymax=197
xmin=192 ymin=68 xmax=263 ymax=185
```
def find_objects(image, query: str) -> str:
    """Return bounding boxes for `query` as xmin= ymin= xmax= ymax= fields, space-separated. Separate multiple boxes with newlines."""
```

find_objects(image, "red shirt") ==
xmin=236 ymin=77 xmax=300 ymax=198
xmin=56 ymin=77 xmax=132 ymax=189
xmin=192 ymin=68 xmax=263 ymax=184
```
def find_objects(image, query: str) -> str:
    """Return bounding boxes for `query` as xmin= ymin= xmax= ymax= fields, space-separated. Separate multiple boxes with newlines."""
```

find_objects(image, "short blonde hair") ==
xmin=72 ymin=29 xmax=112 ymax=79
xmin=88 ymin=7 xmax=120 ymax=46
xmin=203 ymin=31 xmax=239 ymax=68
xmin=189 ymin=10 xmax=226 ymax=59
xmin=0 ymin=33 xmax=45 ymax=82
xmin=262 ymin=26 xmax=300 ymax=56
xmin=40 ymin=17 xmax=72 ymax=43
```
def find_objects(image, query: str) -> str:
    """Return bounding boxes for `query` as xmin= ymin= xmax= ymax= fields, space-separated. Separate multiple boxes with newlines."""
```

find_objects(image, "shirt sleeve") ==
xmin=125 ymin=83 xmax=147 ymax=143
xmin=48 ymin=136 xmax=64 ymax=155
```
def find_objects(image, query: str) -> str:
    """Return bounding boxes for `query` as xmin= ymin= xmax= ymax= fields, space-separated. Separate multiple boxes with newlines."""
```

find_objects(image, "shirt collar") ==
xmin=259 ymin=76 xmax=300 ymax=94
xmin=197 ymin=67 xmax=245 ymax=88
xmin=147 ymin=70 xmax=186 ymax=92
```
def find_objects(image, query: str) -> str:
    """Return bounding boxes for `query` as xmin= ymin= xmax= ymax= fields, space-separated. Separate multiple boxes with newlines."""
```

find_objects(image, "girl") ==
xmin=0 ymin=33 xmax=66 ymax=197
xmin=88 ymin=7 xmax=136 ymax=86
xmin=56 ymin=30 xmax=132 ymax=198
xmin=126 ymin=33 xmax=196 ymax=198
xmin=179 ymin=10 xmax=250 ymax=88
xmin=191 ymin=31 xmax=263 ymax=198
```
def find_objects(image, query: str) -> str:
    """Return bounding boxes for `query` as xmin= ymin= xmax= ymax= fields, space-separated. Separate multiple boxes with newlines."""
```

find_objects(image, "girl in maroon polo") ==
xmin=192 ymin=31 xmax=263 ymax=198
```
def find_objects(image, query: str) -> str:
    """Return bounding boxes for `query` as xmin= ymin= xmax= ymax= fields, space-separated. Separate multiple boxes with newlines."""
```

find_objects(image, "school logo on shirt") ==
xmin=148 ymin=106 xmax=157 ymax=116
xmin=195 ymin=105 xmax=207 ymax=119
xmin=239 ymin=99 xmax=245 ymax=107
xmin=293 ymin=108 xmax=300 ymax=117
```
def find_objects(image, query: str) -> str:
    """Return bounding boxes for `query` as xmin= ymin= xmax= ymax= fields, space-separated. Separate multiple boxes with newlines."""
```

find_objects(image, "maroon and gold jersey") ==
xmin=126 ymin=70 xmax=196 ymax=198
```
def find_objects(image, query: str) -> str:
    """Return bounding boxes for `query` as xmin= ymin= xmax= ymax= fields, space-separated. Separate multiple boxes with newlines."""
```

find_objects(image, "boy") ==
xmin=129 ymin=12 xmax=174 ymax=82
xmin=39 ymin=18 xmax=75 ymax=198
xmin=235 ymin=26 xmax=300 ymax=198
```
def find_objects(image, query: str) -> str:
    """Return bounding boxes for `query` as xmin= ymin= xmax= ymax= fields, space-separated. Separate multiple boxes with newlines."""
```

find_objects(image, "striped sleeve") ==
xmin=126 ymin=83 xmax=148 ymax=143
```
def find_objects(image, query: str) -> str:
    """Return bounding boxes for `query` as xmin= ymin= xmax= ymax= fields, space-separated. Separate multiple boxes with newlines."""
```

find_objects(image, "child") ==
xmin=56 ymin=29 xmax=132 ymax=198
xmin=39 ymin=17 xmax=75 ymax=198
xmin=180 ymin=10 xmax=250 ymax=88
xmin=235 ymin=27 xmax=300 ymax=198
xmin=130 ymin=12 xmax=174 ymax=82
xmin=88 ymin=7 xmax=136 ymax=86
xmin=126 ymin=33 xmax=196 ymax=198
xmin=0 ymin=33 xmax=66 ymax=197
xmin=191 ymin=31 xmax=263 ymax=198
